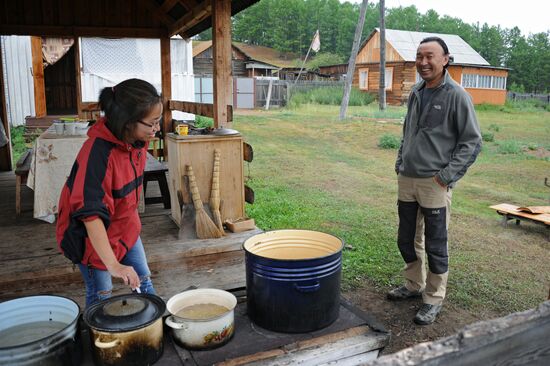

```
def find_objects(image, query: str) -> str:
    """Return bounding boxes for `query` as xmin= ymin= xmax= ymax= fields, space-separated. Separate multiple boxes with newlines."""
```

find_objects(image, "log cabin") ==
xmin=320 ymin=28 xmax=510 ymax=106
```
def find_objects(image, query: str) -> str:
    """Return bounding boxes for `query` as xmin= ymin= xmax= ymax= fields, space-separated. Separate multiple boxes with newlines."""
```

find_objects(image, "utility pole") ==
xmin=339 ymin=0 xmax=369 ymax=120
xmin=379 ymin=0 xmax=386 ymax=111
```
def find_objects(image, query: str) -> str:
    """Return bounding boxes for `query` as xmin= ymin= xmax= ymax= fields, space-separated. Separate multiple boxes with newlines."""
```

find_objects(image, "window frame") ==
xmin=359 ymin=68 xmax=369 ymax=90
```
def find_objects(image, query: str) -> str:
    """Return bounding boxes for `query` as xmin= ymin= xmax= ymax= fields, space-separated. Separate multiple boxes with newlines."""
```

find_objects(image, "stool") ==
xmin=15 ymin=148 xmax=33 ymax=215
xmin=143 ymin=152 xmax=170 ymax=209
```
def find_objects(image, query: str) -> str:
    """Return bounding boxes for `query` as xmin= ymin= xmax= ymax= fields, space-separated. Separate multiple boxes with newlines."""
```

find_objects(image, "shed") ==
xmin=0 ymin=0 xmax=260 ymax=170
xmin=193 ymin=40 xmax=298 ymax=79
xmin=320 ymin=28 xmax=509 ymax=106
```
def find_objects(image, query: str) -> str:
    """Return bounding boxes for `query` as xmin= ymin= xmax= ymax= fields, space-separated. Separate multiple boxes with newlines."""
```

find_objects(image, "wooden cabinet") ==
xmin=166 ymin=133 xmax=245 ymax=227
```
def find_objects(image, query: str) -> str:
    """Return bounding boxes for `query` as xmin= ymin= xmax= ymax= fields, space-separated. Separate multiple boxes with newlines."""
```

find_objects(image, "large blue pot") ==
xmin=243 ymin=230 xmax=343 ymax=333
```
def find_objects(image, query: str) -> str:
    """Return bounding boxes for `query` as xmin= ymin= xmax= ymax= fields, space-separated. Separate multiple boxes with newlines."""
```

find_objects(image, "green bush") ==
xmin=193 ymin=115 xmax=214 ymax=128
xmin=497 ymin=140 xmax=522 ymax=154
xmin=378 ymin=133 xmax=401 ymax=149
xmin=488 ymin=123 xmax=501 ymax=132
xmin=289 ymin=86 xmax=374 ymax=108
xmin=10 ymin=126 xmax=28 ymax=165
xmin=481 ymin=131 xmax=494 ymax=142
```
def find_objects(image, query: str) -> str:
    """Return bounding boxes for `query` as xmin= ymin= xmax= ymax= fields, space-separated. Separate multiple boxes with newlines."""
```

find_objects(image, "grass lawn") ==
xmin=234 ymin=103 xmax=549 ymax=316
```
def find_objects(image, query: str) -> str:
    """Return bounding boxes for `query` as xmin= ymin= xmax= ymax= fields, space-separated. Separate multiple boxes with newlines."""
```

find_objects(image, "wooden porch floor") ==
xmin=0 ymin=171 xmax=259 ymax=308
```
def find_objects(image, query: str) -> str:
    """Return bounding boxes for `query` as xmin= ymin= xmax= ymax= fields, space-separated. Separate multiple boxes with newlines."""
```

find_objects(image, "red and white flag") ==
xmin=311 ymin=30 xmax=320 ymax=52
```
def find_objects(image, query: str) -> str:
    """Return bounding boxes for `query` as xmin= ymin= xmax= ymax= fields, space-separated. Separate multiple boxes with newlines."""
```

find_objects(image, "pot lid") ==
xmin=209 ymin=128 xmax=240 ymax=136
xmin=84 ymin=294 xmax=166 ymax=332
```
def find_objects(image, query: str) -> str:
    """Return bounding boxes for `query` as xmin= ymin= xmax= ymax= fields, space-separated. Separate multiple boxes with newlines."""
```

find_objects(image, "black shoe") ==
xmin=414 ymin=303 xmax=442 ymax=325
xmin=387 ymin=286 xmax=422 ymax=300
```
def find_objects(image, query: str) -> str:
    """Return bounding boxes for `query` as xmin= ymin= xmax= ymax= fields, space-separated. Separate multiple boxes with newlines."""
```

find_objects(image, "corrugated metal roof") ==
xmin=192 ymin=41 xmax=298 ymax=69
xmin=378 ymin=28 xmax=490 ymax=66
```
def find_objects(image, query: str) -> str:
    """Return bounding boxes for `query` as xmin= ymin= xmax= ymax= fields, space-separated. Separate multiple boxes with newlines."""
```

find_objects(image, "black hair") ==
xmin=98 ymin=78 xmax=161 ymax=141
xmin=419 ymin=36 xmax=454 ymax=69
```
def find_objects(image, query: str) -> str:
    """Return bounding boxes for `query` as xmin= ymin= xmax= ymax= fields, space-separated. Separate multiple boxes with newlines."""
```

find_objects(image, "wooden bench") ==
xmin=490 ymin=203 xmax=550 ymax=239
xmin=15 ymin=148 xmax=33 ymax=215
xmin=143 ymin=152 xmax=170 ymax=209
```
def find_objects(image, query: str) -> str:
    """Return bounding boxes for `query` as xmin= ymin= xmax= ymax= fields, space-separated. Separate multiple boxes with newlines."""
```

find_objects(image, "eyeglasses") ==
xmin=137 ymin=120 xmax=161 ymax=129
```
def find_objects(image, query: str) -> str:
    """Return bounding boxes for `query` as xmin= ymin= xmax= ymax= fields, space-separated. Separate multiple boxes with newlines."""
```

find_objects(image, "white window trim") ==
xmin=462 ymin=72 xmax=507 ymax=90
xmin=359 ymin=68 xmax=369 ymax=90
xmin=385 ymin=67 xmax=393 ymax=91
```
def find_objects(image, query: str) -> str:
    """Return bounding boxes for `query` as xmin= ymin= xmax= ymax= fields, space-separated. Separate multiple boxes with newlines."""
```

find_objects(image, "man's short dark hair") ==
xmin=420 ymin=36 xmax=454 ymax=69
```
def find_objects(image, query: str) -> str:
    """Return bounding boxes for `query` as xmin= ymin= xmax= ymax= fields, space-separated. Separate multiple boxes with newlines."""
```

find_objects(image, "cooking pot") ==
xmin=165 ymin=288 xmax=237 ymax=350
xmin=244 ymin=229 xmax=344 ymax=333
xmin=0 ymin=295 xmax=81 ymax=366
xmin=84 ymin=293 xmax=166 ymax=366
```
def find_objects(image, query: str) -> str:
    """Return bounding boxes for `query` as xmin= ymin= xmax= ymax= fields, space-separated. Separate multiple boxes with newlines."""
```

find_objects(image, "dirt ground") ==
xmin=343 ymin=286 xmax=491 ymax=355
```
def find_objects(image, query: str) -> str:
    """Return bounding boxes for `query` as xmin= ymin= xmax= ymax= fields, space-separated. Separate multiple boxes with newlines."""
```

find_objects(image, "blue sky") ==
xmin=341 ymin=0 xmax=548 ymax=36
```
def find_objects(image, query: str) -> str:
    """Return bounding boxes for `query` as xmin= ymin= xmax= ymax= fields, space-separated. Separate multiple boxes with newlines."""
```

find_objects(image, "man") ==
xmin=389 ymin=37 xmax=482 ymax=325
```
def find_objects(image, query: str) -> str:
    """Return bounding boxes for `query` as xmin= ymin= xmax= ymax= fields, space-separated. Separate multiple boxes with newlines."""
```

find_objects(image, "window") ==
xmin=385 ymin=67 xmax=393 ymax=91
xmin=462 ymin=74 xmax=477 ymax=88
xmin=359 ymin=68 xmax=368 ymax=90
xmin=461 ymin=73 xmax=507 ymax=90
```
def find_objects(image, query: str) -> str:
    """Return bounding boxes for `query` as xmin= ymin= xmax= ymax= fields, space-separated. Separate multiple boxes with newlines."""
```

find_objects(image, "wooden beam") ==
xmin=169 ymin=100 xmax=232 ymax=121
xmin=0 ymin=25 xmax=164 ymax=38
xmin=30 ymin=36 xmax=46 ymax=117
xmin=143 ymin=0 xmax=178 ymax=28
xmin=0 ymin=38 xmax=12 ymax=171
xmin=169 ymin=0 xmax=211 ymax=36
xmin=212 ymin=0 xmax=233 ymax=128
xmin=160 ymin=35 xmax=172 ymax=160
xmin=73 ymin=37 xmax=83 ymax=119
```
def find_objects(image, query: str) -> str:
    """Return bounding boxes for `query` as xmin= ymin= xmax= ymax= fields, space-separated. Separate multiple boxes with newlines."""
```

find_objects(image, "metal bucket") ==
xmin=0 ymin=295 xmax=82 ymax=366
xmin=243 ymin=230 xmax=343 ymax=333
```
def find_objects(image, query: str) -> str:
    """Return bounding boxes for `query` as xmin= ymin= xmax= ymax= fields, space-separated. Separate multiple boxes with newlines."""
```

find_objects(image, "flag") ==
xmin=311 ymin=30 xmax=320 ymax=52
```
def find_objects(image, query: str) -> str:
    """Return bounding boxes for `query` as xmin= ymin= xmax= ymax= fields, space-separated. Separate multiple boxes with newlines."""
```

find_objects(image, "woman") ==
xmin=56 ymin=79 xmax=162 ymax=306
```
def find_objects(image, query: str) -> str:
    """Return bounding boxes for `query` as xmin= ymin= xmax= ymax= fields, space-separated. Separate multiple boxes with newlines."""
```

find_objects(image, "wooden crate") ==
xmin=166 ymin=133 xmax=245 ymax=227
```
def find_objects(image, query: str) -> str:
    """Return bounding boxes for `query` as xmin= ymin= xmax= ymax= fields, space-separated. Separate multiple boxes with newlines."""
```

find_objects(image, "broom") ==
xmin=186 ymin=165 xmax=222 ymax=239
xmin=209 ymin=149 xmax=225 ymax=234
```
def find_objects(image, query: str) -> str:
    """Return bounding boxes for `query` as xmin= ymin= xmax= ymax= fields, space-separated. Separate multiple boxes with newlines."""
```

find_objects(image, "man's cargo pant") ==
xmin=397 ymin=175 xmax=452 ymax=305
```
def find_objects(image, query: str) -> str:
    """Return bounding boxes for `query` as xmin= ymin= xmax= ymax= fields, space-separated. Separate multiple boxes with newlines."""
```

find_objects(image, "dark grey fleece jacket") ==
xmin=396 ymin=70 xmax=482 ymax=186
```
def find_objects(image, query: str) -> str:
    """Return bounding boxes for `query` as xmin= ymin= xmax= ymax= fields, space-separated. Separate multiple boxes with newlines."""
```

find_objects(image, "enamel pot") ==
xmin=83 ymin=294 xmax=166 ymax=366
xmin=165 ymin=288 xmax=237 ymax=350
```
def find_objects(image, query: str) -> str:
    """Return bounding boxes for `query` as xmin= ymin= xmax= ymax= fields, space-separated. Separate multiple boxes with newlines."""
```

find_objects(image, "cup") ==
xmin=176 ymin=124 xmax=189 ymax=135
xmin=53 ymin=122 xmax=64 ymax=135
xmin=64 ymin=123 xmax=76 ymax=135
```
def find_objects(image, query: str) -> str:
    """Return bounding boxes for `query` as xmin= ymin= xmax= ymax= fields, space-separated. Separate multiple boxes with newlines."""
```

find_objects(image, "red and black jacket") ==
xmin=56 ymin=118 xmax=147 ymax=270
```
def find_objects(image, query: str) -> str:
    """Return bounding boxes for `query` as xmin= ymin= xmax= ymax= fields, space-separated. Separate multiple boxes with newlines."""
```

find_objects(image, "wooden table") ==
xmin=27 ymin=127 xmax=87 ymax=223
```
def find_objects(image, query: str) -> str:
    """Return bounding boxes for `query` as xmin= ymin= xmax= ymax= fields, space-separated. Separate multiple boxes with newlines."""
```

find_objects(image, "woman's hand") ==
xmin=106 ymin=262 xmax=140 ymax=289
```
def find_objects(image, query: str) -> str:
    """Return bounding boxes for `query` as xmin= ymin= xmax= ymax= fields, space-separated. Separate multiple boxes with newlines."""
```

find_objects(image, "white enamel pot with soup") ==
xmin=83 ymin=293 xmax=166 ymax=366
xmin=165 ymin=288 xmax=237 ymax=350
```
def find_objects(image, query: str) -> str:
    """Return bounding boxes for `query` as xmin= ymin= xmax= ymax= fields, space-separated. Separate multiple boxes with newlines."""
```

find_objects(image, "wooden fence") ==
xmin=255 ymin=80 xmax=345 ymax=108
xmin=507 ymin=92 xmax=550 ymax=104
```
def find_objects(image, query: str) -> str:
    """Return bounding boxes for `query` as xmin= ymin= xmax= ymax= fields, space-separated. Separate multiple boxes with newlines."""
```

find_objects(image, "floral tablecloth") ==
xmin=27 ymin=127 xmax=87 ymax=223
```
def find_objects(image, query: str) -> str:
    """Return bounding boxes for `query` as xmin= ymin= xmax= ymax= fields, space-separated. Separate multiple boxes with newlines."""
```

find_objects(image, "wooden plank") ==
xmin=211 ymin=0 xmax=232 ymax=128
xmin=31 ymin=36 xmax=47 ymax=117
xmin=372 ymin=301 xmax=550 ymax=366
xmin=169 ymin=0 xmax=211 ymax=36
xmin=0 ymin=25 xmax=164 ymax=38
xmin=490 ymin=203 xmax=550 ymax=225
xmin=160 ymin=35 xmax=172 ymax=160
xmin=169 ymin=100 xmax=232 ymax=120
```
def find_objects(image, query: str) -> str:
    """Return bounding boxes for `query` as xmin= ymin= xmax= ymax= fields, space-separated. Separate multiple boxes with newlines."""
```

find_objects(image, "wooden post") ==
xmin=378 ymin=0 xmax=386 ymax=111
xmin=30 ymin=36 xmax=46 ymax=117
xmin=160 ymin=35 xmax=172 ymax=160
xmin=73 ymin=37 xmax=83 ymax=119
xmin=212 ymin=0 xmax=233 ymax=129
xmin=339 ymin=0 xmax=368 ymax=120
xmin=0 ymin=38 xmax=12 ymax=171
